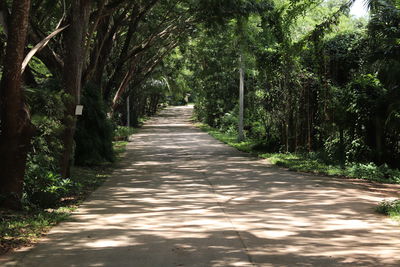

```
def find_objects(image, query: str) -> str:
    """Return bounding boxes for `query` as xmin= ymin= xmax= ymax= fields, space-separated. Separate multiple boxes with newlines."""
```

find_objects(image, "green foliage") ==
xmin=1 ymin=140 xmax=129 ymax=253
xmin=23 ymin=172 xmax=74 ymax=208
xmin=322 ymin=32 xmax=365 ymax=86
xmin=114 ymin=126 xmax=137 ymax=141
xmin=265 ymin=154 xmax=400 ymax=183
xmin=346 ymin=163 xmax=400 ymax=183
xmin=113 ymin=141 xmax=129 ymax=157
xmin=2 ymin=0 xmax=398 ymax=215
xmin=27 ymin=57 xmax=52 ymax=83
xmin=75 ymin=84 xmax=114 ymax=166
xmin=182 ymin=0 xmax=400 ymax=172
xmin=188 ymin=22 xmax=241 ymax=127
xmin=368 ymin=0 xmax=400 ymax=89
xmin=218 ymin=111 xmax=238 ymax=133
xmin=198 ymin=122 xmax=400 ymax=183
xmin=162 ymin=48 xmax=192 ymax=105
xmin=262 ymin=153 xmax=345 ymax=176
xmin=25 ymin=81 xmax=68 ymax=208
xmin=0 ymin=208 xmax=71 ymax=253
xmin=377 ymin=199 xmax=400 ymax=220
xmin=197 ymin=123 xmax=254 ymax=152
xmin=194 ymin=0 xmax=273 ymax=26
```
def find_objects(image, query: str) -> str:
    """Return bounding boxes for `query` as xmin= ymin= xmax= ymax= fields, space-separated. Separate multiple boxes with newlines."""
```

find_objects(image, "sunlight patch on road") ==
xmin=86 ymin=239 xmax=140 ymax=248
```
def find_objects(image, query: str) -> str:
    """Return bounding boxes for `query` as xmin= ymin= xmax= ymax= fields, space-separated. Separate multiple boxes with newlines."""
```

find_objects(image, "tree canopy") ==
xmin=0 ymin=0 xmax=399 ymax=209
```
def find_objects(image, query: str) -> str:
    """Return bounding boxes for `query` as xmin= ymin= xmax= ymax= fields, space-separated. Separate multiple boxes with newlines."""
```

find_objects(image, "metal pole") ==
xmin=127 ymin=96 xmax=130 ymax=128
xmin=238 ymin=54 xmax=244 ymax=141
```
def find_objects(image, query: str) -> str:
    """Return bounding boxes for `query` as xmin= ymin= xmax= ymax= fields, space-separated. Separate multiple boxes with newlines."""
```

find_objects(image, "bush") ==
xmin=323 ymin=135 xmax=341 ymax=163
xmin=75 ymin=84 xmax=114 ymax=165
xmin=345 ymin=162 xmax=382 ymax=180
xmin=345 ymin=137 xmax=372 ymax=163
xmin=220 ymin=117 xmax=238 ymax=136
xmin=345 ymin=162 xmax=400 ymax=183
xmin=251 ymin=137 xmax=280 ymax=152
xmin=25 ymin=82 xmax=69 ymax=208
xmin=24 ymin=172 xmax=74 ymax=208
xmin=218 ymin=112 xmax=237 ymax=132
xmin=377 ymin=199 xmax=400 ymax=218
xmin=113 ymin=126 xmax=137 ymax=141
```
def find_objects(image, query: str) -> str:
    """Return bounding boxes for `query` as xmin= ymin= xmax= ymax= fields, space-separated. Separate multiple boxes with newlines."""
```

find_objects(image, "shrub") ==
xmin=377 ymin=200 xmax=400 ymax=218
xmin=75 ymin=84 xmax=114 ymax=166
xmin=113 ymin=126 xmax=137 ymax=141
xmin=25 ymin=82 xmax=69 ymax=208
xmin=345 ymin=137 xmax=372 ymax=163
xmin=218 ymin=112 xmax=237 ymax=132
xmin=251 ymin=137 xmax=280 ymax=152
xmin=345 ymin=162 xmax=382 ymax=180
xmin=24 ymin=172 xmax=74 ymax=208
xmin=345 ymin=162 xmax=400 ymax=183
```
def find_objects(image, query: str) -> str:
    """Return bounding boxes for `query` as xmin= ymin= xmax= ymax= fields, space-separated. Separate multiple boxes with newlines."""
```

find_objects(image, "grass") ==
xmin=0 ymin=140 xmax=130 ymax=255
xmin=113 ymin=126 xmax=138 ymax=141
xmin=262 ymin=153 xmax=344 ymax=175
xmin=113 ymin=141 xmax=128 ymax=158
xmin=197 ymin=122 xmax=400 ymax=220
xmin=0 ymin=208 xmax=72 ymax=253
xmin=197 ymin=123 xmax=254 ymax=153
xmin=376 ymin=200 xmax=400 ymax=221
xmin=196 ymin=123 xmax=400 ymax=183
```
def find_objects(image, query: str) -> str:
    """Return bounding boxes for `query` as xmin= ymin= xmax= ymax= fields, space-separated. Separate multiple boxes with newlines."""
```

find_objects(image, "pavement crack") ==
xmin=201 ymin=172 xmax=257 ymax=267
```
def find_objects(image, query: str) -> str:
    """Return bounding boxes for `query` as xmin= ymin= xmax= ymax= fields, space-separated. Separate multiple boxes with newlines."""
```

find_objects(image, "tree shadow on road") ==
xmin=4 ymin=107 xmax=400 ymax=266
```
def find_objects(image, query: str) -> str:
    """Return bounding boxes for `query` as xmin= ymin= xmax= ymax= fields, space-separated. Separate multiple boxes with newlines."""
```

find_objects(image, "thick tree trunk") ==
xmin=59 ymin=0 xmax=91 ymax=178
xmin=0 ymin=0 xmax=33 ymax=210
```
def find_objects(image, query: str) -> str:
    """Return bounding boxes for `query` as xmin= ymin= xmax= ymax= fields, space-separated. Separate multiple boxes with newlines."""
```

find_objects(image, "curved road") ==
xmin=3 ymin=106 xmax=400 ymax=266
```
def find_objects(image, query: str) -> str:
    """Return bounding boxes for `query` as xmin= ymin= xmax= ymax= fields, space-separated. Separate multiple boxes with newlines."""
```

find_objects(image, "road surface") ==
xmin=3 ymin=106 xmax=400 ymax=266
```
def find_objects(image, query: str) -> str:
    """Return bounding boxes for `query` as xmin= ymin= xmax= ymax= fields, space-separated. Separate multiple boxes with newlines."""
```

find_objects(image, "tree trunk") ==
xmin=59 ymin=0 xmax=91 ymax=178
xmin=307 ymin=86 xmax=312 ymax=152
xmin=0 ymin=0 xmax=33 ymax=210
xmin=92 ymin=22 xmax=114 ymax=89
xmin=238 ymin=54 xmax=245 ymax=142
xmin=374 ymin=115 xmax=384 ymax=164
xmin=339 ymin=127 xmax=345 ymax=168
xmin=103 ymin=21 xmax=135 ymax=102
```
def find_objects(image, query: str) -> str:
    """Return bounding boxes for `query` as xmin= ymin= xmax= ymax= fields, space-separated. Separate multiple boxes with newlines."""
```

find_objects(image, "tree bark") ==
xmin=103 ymin=18 xmax=136 ymax=102
xmin=59 ymin=0 xmax=91 ymax=178
xmin=0 ymin=0 xmax=33 ymax=210
xmin=87 ymin=15 xmax=113 ymax=88
xmin=339 ymin=127 xmax=345 ymax=168
xmin=238 ymin=54 xmax=244 ymax=142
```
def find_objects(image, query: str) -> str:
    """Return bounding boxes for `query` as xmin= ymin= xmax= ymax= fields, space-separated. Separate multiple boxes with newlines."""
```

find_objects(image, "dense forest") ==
xmin=0 ymin=0 xmax=399 ymax=211
xmin=184 ymin=0 xmax=400 ymax=173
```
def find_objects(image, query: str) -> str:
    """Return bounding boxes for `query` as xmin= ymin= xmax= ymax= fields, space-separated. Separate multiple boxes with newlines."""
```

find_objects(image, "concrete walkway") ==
xmin=3 ymin=106 xmax=400 ymax=266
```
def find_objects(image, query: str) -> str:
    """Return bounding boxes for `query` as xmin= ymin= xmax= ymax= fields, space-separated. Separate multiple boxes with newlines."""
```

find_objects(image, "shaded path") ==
xmin=3 ymin=106 xmax=400 ymax=266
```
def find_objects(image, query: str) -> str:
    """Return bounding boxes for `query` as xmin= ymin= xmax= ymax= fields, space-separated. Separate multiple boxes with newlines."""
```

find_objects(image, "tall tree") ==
xmin=0 ymin=0 xmax=34 ymax=209
xmin=59 ymin=0 xmax=92 ymax=178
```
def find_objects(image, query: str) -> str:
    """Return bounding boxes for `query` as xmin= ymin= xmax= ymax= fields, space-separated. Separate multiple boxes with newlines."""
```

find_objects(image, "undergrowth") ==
xmin=376 ymin=200 xmax=400 ymax=220
xmin=0 ymin=140 xmax=129 ymax=255
xmin=197 ymin=122 xmax=400 ymax=221
xmin=197 ymin=123 xmax=400 ymax=183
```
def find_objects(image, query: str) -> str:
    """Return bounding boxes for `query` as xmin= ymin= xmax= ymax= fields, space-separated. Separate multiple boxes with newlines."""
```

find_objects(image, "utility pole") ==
xmin=238 ymin=54 xmax=244 ymax=141
xmin=127 ymin=95 xmax=130 ymax=128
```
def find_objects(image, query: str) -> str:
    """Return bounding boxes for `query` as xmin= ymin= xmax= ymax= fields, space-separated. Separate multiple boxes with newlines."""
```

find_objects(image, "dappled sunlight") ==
xmin=4 ymin=106 xmax=400 ymax=267
xmin=146 ymin=123 xmax=192 ymax=127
